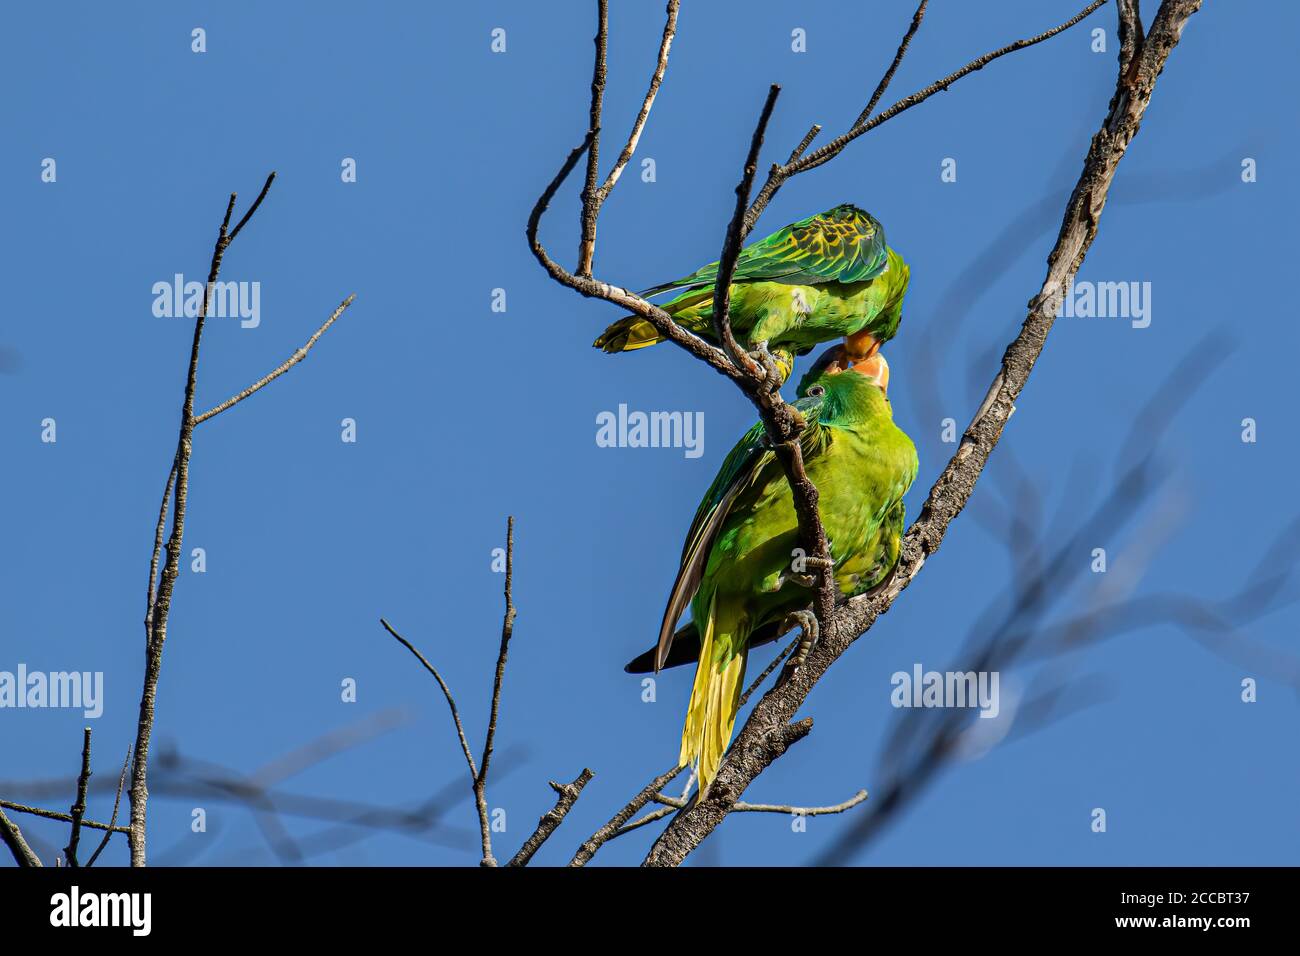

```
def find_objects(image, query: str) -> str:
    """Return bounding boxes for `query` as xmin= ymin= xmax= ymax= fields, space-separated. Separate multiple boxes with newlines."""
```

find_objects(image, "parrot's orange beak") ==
xmin=813 ymin=344 xmax=890 ymax=394
xmin=852 ymin=351 xmax=889 ymax=394
xmin=844 ymin=328 xmax=881 ymax=361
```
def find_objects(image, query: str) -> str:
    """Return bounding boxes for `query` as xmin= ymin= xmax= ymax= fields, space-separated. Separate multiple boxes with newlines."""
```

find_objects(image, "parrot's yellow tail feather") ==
xmin=593 ymin=316 xmax=664 ymax=353
xmin=679 ymin=601 xmax=748 ymax=794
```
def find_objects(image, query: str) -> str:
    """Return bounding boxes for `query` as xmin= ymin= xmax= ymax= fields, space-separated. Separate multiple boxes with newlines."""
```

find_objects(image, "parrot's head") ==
xmin=798 ymin=344 xmax=890 ymax=396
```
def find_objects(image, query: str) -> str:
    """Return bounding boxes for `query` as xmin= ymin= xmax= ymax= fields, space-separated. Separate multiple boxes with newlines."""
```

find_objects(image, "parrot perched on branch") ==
xmin=635 ymin=346 xmax=918 ymax=792
xmin=594 ymin=204 xmax=908 ymax=382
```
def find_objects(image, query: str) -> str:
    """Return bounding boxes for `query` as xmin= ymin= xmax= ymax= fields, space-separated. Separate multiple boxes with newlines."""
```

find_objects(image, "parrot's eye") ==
xmin=807 ymin=385 xmax=826 ymax=397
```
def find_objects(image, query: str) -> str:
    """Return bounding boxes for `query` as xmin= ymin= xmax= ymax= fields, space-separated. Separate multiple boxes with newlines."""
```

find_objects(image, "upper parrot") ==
xmin=644 ymin=347 xmax=918 ymax=792
xmin=593 ymin=204 xmax=908 ymax=381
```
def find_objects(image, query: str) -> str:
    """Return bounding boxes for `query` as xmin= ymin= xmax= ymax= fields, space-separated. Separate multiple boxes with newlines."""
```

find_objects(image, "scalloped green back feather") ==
xmin=643 ymin=203 xmax=888 ymax=295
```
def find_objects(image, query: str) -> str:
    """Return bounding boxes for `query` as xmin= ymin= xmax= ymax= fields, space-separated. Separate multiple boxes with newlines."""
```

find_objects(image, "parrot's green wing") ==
xmin=653 ymin=394 xmax=830 ymax=671
xmin=643 ymin=204 xmax=888 ymax=296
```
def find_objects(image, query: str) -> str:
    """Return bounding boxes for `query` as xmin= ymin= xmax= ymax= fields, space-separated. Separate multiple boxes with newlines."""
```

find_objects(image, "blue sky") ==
xmin=1 ymin=1 xmax=1296 ymax=866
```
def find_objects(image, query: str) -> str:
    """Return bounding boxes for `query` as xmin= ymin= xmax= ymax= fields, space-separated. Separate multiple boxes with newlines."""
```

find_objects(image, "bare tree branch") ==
xmin=227 ymin=170 xmax=277 ymax=242
xmin=577 ymin=0 xmax=681 ymax=276
xmin=532 ymin=13 xmax=1117 ymax=851
xmin=529 ymin=138 xmax=745 ymax=382
xmin=3 ymin=720 xmax=489 ymax=866
xmin=507 ymin=769 xmax=595 ymax=866
xmin=144 ymin=460 xmax=177 ymax=623
xmin=379 ymin=517 xmax=544 ymax=867
xmin=194 ymin=294 xmax=356 ymax=424
xmin=0 ymin=800 xmax=127 ymax=834
xmin=576 ymin=0 xmax=609 ymax=278
xmin=62 ymin=728 xmax=92 ymax=867
xmin=642 ymin=0 xmax=1204 ymax=867
xmin=788 ymin=0 xmax=1110 ymax=177
xmin=711 ymin=83 xmax=783 ymax=379
xmin=565 ymin=636 xmax=799 ymax=865
xmin=652 ymin=788 xmax=868 ymax=817
xmin=379 ymin=620 xmax=481 ymax=786
xmin=86 ymin=747 xmax=131 ymax=867
xmin=476 ymin=515 xmax=518 ymax=866
xmin=568 ymin=764 xmax=684 ymax=867
xmin=0 ymin=806 xmax=43 ymax=867
xmin=130 ymin=170 xmax=355 ymax=865
xmin=130 ymin=177 xmax=256 ymax=866
xmin=744 ymin=0 xmax=1096 ymax=229
xmin=854 ymin=1 xmax=929 ymax=129
xmin=608 ymin=804 xmax=676 ymax=839
xmin=597 ymin=0 xmax=679 ymax=199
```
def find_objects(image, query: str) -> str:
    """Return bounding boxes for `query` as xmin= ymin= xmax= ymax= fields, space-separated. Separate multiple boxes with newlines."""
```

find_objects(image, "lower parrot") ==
xmin=642 ymin=346 xmax=918 ymax=792
xmin=593 ymin=204 xmax=908 ymax=383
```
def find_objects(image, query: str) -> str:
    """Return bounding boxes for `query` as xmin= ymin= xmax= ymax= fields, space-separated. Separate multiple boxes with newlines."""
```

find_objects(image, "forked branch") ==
xmin=528 ymin=0 xmax=1128 ymax=866
xmin=643 ymin=0 xmax=1204 ymax=867
xmin=131 ymin=172 xmax=356 ymax=865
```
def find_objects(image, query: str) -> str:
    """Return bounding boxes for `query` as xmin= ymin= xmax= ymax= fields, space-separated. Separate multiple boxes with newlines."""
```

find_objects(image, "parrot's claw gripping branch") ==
xmin=746 ymin=342 xmax=785 ymax=394
xmin=781 ymin=551 xmax=835 ymax=591
xmin=781 ymin=610 xmax=821 ymax=672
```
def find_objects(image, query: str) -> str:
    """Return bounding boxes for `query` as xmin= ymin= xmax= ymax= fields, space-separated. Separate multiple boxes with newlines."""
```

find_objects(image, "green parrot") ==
xmin=594 ymin=204 xmax=908 ymax=382
xmin=639 ymin=347 xmax=918 ymax=791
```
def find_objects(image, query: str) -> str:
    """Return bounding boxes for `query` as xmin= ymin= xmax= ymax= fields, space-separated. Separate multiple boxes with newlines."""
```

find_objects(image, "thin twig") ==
xmin=739 ymin=639 xmax=795 ymax=709
xmin=0 ymin=806 xmax=42 ymax=866
xmin=744 ymin=1 xmax=929 ymax=232
xmin=577 ymin=0 xmax=681 ymax=276
xmin=788 ymin=0 xmax=1109 ymax=176
xmin=130 ymin=180 xmax=253 ymax=866
xmin=651 ymin=788 xmax=867 ymax=816
xmin=597 ymin=0 xmax=680 ymax=198
xmin=227 ymin=171 xmax=277 ymax=242
xmin=743 ymin=123 xmax=824 ymax=232
xmin=379 ymin=618 xmax=479 ymax=780
xmin=144 ymin=459 xmax=177 ymax=630
xmin=529 ymin=142 xmax=745 ymax=382
xmin=708 ymin=84 xmax=840 ymax=630
xmin=0 ymin=800 xmax=129 ymax=834
xmin=130 ymin=168 xmax=354 ymax=865
xmin=711 ymin=83 xmax=782 ymax=378
xmin=63 ymin=728 xmax=92 ymax=866
xmin=507 ymin=769 xmax=594 ymax=866
xmin=744 ymin=0 xmax=1102 ymax=231
xmin=577 ymin=0 xmax=608 ymax=277
xmin=378 ymin=519 xmax=520 ymax=867
xmin=611 ymin=804 xmax=676 ymax=839
xmin=568 ymin=763 xmax=684 ymax=866
xmin=194 ymin=295 xmax=357 ymax=424
xmin=853 ymin=1 xmax=929 ymax=129
xmin=476 ymin=516 xmax=517 ymax=866
xmin=86 ymin=747 xmax=132 ymax=866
